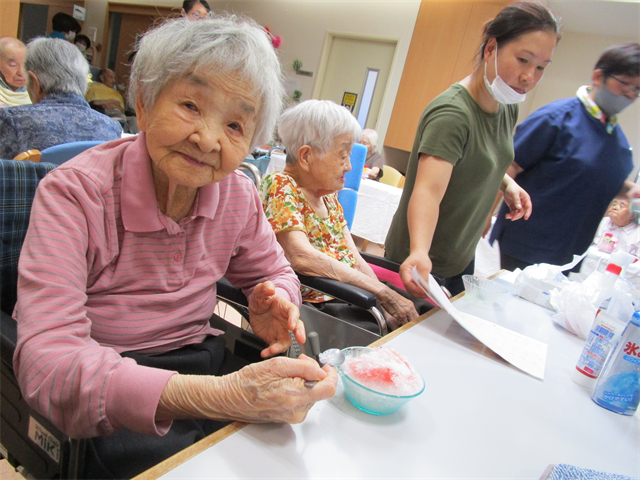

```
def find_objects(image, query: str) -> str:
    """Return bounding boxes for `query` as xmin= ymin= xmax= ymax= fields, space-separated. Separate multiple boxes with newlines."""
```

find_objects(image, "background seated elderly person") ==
xmin=572 ymin=198 xmax=640 ymax=287
xmin=361 ymin=128 xmax=384 ymax=180
xmin=85 ymin=67 xmax=130 ymax=129
xmin=592 ymin=198 xmax=640 ymax=255
xmin=0 ymin=37 xmax=30 ymax=107
xmin=261 ymin=100 xmax=429 ymax=333
xmin=0 ymin=38 xmax=121 ymax=160
xmin=14 ymin=18 xmax=336 ymax=479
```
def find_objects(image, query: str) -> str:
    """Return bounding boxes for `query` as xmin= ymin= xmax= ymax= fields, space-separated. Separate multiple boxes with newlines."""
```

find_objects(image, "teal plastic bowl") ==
xmin=338 ymin=347 xmax=425 ymax=415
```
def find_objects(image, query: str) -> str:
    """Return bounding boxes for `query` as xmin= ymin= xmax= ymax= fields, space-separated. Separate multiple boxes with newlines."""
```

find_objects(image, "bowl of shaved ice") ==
xmin=338 ymin=346 xmax=424 ymax=415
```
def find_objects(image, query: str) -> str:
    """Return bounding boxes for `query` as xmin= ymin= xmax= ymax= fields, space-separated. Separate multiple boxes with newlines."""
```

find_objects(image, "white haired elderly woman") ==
xmin=0 ymin=37 xmax=121 ymax=159
xmin=13 ymin=17 xmax=336 ymax=478
xmin=261 ymin=100 xmax=429 ymax=333
xmin=360 ymin=128 xmax=384 ymax=180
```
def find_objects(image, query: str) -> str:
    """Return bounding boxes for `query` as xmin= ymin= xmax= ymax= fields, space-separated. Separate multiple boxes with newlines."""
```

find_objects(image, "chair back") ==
xmin=337 ymin=143 xmax=367 ymax=229
xmin=0 ymin=160 xmax=56 ymax=315
xmin=40 ymin=140 xmax=105 ymax=166
xmin=344 ymin=142 xmax=366 ymax=190
xmin=379 ymin=165 xmax=405 ymax=188
xmin=337 ymin=188 xmax=358 ymax=230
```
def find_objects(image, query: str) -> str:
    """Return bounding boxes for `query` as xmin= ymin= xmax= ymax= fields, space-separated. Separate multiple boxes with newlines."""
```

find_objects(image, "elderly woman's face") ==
xmin=137 ymin=71 xmax=260 ymax=190
xmin=607 ymin=199 xmax=632 ymax=227
xmin=307 ymin=133 xmax=354 ymax=193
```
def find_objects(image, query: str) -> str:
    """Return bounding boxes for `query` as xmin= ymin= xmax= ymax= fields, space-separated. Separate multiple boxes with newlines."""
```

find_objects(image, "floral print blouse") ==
xmin=260 ymin=171 xmax=357 ymax=302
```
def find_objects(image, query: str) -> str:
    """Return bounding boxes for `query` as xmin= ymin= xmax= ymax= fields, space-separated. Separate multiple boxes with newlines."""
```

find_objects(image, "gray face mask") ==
xmin=594 ymin=82 xmax=635 ymax=117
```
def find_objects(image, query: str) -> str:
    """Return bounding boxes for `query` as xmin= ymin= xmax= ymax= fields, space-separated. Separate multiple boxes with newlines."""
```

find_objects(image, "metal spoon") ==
xmin=304 ymin=332 xmax=345 ymax=387
xmin=318 ymin=348 xmax=346 ymax=367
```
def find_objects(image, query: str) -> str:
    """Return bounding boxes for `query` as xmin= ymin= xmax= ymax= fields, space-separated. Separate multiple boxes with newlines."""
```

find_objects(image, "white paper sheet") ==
xmin=412 ymin=268 xmax=547 ymax=380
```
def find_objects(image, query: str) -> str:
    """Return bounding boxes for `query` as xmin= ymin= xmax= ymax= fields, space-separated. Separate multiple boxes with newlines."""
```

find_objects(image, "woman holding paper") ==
xmin=385 ymin=1 xmax=560 ymax=296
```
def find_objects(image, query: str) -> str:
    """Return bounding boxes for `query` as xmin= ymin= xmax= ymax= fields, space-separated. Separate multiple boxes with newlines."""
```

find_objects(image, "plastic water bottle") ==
xmin=572 ymin=262 xmax=626 ymax=388
xmin=592 ymin=310 xmax=640 ymax=415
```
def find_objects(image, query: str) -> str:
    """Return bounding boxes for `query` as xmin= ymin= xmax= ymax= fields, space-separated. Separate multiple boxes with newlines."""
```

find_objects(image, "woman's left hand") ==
xmin=376 ymin=286 xmax=419 ymax=330
xmin=249 ymin=281 xmax=305 ymax=358
xmin=502 ymin=176 xmax=532 ymax=221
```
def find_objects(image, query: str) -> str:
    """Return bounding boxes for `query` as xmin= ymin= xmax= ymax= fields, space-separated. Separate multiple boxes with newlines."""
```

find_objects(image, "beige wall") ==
xmin=522 ymin=31 xmax=640 ymax=179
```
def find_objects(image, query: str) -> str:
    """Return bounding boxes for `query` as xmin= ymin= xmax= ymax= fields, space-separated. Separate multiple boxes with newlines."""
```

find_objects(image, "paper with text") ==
xmin=412 ymin=267 xmax=547 ymax=379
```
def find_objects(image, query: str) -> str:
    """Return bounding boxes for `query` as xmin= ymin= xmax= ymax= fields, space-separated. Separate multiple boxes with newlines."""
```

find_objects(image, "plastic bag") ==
xmin=513 ymin=255 xmax=582 ymax=310
xmin=549 ymin=270 xmax=636 ymax=339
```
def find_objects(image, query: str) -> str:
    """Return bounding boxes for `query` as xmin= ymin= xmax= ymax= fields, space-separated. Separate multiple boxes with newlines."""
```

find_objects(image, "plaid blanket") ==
xmin=0 ymin=159 xmax=56 ymax=313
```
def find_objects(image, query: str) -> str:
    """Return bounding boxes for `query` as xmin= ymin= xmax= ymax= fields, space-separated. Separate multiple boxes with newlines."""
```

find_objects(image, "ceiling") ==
xmin=547 ymin=0 xmax=639 ymax=39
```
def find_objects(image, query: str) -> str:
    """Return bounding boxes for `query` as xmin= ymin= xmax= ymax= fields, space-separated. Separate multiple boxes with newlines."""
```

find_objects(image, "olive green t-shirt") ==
xmin=385 ymin=83 xmax=518 ymax=278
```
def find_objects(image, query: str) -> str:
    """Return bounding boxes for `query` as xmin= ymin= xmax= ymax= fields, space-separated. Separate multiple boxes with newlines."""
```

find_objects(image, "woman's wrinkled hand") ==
xmin=157 ymin=356 xmax=338 ymax=424
xmin=376 ymin=286 xmax=418 ymax=330
xmin=214 ymin=356 xmax=337 ymax=423
xmin=399 ymin=251 xmax=432 ymax=299
xmin=249 ymin=281 xmax=305 ymax=358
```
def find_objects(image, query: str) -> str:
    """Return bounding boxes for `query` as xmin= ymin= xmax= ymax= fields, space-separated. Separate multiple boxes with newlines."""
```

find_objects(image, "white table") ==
xmin=139 ymin=273 xmax=639 ymax=480
xmin=264 ymin=151 xmax=287 ymax=175
xmin=351 ymin=179 xmax=403 ymax=245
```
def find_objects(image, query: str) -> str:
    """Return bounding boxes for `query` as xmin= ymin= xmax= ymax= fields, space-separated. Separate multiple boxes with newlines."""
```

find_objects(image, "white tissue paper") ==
xmin=513 ymin=255 xmax=583 ymax=310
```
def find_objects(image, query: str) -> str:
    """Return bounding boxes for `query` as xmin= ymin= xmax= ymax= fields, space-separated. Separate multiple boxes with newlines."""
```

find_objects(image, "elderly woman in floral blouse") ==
xmin=260 ymin=100 xmax=428 ymax=332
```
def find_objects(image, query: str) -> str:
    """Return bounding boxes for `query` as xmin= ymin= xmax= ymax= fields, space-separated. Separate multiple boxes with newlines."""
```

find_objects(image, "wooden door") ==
xmin=103 ymin=3 xmax=174 ymax=97
xmin=384 ymin=0 xmax=508 ymax=151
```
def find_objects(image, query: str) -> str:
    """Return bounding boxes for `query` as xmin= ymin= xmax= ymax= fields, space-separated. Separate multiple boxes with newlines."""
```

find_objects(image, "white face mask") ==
xmin=75 ymin=43 xmax=86 ymax=52
xmin=483 ymin=48 xmax=527 ymax=105
xmin=65 ymin=31 xmax=76 ymax=42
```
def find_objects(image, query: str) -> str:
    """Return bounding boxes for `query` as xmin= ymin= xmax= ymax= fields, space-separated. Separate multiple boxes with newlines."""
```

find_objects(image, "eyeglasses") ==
xmin=188 ymin=12 xmax=208 ymax=21
xmin=610 ymin=74 xmax=640 ymax=97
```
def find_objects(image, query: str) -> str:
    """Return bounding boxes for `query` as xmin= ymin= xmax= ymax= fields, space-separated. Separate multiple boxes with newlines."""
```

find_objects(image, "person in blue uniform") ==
xmin=490 ymin=43 xmax=640 ymax=271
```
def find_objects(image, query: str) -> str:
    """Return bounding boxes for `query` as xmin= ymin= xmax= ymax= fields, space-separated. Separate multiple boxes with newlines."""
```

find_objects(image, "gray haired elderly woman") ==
xmin=14 ymin=17 xmax=336 ymax=478
xmin=0 ymin=37 xmax=121 ymax=159
xmin=261 ymin=100 xmax=429 ymax=334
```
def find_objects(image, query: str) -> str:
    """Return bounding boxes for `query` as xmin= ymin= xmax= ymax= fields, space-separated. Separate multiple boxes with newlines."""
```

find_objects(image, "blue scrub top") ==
xmin=490 ymin=97 xmax=633 ymax=266
xmin=46 ymin=31 xmax=66 ymax=40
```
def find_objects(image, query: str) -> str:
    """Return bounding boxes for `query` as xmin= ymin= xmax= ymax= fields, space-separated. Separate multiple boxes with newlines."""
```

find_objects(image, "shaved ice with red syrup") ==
xmin=342 ymin=347 xmax=422 ymax=396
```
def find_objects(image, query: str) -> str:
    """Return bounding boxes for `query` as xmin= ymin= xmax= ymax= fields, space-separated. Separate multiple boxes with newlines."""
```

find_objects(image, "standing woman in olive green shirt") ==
xmin=386 ymin=1 xmax=560 ymax=296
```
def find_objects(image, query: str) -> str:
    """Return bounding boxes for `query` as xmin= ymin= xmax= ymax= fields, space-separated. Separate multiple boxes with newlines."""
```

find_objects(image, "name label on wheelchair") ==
xmin=28 ymin=416 xmax=60 ymax=463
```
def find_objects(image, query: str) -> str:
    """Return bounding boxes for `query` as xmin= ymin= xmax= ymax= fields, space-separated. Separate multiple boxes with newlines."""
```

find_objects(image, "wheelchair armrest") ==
xmin=359 ymin=252 xmax=401 ymax=273
xmin=216 ymin=277 xmax=249 ymax=307
xmin=1 ymin=309 xmax=17 ymax=365
xmin=296 ymin=274 xmax=377 ymax=310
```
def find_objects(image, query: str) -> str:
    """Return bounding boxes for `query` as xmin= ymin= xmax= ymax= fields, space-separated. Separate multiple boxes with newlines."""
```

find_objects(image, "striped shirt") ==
xmin=13 ymin=134 xmax=300 ymax=438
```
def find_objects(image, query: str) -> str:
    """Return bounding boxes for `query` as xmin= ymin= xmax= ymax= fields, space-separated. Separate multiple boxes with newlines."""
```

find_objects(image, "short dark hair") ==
xmin=51 ymin=12 xmax=81 ymax=34
xmin=478 ymin=1 xmax=560 ymax=61
xmin=182 ymin=0 xmax=211 ymax=13
xmin=75 ymin=34 xmax=91 ymax=49
xmin=595 ymin=43 xmax=640 ymax=79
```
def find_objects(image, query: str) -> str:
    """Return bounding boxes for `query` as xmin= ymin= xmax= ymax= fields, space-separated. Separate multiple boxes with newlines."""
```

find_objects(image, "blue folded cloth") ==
xmin=541 ymin=464 xmax=639 ymax=480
